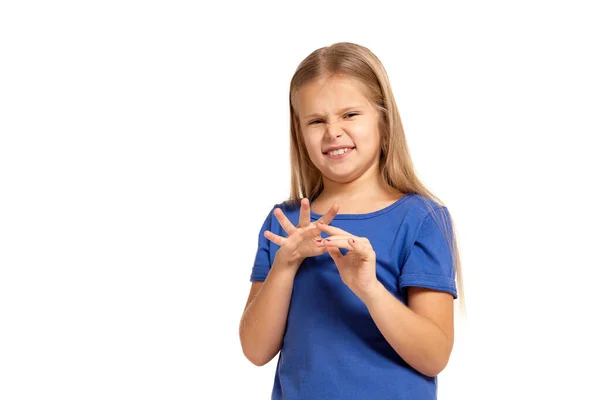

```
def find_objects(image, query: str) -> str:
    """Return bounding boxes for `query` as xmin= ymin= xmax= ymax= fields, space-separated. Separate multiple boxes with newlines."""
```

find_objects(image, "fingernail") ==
xmin=316 ymin=239 xmax=322 ymax=242
xmin=350 ymin=239 xmax=355 ymax=243
xmin=325 ymin=239 xmax=331 ymax=242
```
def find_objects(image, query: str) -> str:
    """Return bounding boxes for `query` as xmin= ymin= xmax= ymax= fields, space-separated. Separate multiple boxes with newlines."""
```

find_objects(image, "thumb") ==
xmin=348 ymin=238 xmax=374 ymax=260
xmin=325 ymin=242 xmax=344 ymax=263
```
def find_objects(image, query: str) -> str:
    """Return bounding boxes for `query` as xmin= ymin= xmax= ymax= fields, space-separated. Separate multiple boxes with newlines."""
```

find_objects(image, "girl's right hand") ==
xmin=264 ymin=198 xmax=339 ymax=272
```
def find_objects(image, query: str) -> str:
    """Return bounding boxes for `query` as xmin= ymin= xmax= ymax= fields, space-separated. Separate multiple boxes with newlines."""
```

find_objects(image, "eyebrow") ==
xmin=303 ymin=106 xmax=364 ymax=120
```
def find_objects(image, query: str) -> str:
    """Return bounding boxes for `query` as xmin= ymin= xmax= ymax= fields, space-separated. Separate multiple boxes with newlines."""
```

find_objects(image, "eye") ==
xmin=308 ymin=113 xmax=359 ymax=125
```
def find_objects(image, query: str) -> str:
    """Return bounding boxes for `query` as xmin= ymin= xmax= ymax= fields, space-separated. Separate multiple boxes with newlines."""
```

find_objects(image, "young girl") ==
xmin=239 ymin=42 xmax=463 ymax=400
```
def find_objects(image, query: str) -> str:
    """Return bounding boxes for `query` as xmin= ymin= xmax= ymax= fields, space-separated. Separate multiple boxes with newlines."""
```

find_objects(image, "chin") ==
xmin=323 ymin=170 xmax=358 ymax=184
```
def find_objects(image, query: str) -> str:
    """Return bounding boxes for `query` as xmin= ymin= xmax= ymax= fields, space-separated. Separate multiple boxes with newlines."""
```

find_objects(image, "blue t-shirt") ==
xmin=250 ymin=192 xmax=457 ymax=400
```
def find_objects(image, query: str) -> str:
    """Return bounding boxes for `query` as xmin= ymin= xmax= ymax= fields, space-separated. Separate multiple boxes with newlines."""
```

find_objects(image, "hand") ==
xmin=317 ymin=222 xmax=378 ymax=300
xmin=264 ymin=198 xmax=339 ymax=272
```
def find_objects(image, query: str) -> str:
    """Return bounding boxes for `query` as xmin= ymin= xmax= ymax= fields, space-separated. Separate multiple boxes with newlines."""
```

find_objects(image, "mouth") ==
xmin=323 ymin=147 xmax=355 ymax=160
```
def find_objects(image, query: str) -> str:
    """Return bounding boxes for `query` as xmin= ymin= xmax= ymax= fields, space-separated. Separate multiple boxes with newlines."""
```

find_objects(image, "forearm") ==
xmin=239 ymin=257 xmax=298 ymax=366
xmin=361 ymin=282 xmax=452 ymax=377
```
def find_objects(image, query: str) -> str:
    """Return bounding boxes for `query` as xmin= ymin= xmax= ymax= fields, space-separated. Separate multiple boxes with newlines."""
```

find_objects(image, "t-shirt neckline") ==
xmin=310 ymin=192 xmax=415 ymax=220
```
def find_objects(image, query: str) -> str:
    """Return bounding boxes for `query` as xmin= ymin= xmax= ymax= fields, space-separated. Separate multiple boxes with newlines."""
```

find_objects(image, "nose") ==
xmin=325 ymin=120 xmax=344 ymax=139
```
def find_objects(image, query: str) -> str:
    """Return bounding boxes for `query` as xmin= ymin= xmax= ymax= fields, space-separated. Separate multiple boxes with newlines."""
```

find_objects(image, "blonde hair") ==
xmin=285 ymin=42 xmax=465 ymax=312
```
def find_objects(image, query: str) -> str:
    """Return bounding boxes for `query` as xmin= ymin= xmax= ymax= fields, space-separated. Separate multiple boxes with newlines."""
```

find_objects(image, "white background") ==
xmin=1 ymin=1 xmax=599 ymax=399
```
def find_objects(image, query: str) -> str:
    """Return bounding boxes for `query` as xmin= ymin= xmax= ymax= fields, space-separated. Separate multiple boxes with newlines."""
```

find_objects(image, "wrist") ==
xmin=358 ymin=281 xmax=386 ymax=308
xmin=272 ymin=251 xmax=303 ymax=274
xmin=268 ymin=264 xmax=299 ymax=285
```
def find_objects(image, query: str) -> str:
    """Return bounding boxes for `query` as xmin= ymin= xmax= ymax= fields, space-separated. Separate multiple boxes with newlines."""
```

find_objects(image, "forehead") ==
xmin=295 ymin=76 xmax=372 ymax=117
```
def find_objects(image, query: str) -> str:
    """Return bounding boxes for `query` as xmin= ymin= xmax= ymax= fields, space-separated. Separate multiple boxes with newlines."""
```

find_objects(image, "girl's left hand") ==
xmin=316 ymin=222 xmax=378 ymax=300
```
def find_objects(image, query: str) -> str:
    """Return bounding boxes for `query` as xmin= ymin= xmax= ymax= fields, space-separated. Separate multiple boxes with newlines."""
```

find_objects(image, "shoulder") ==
xmin=403 ymin=193 xmax=449 ymax=221
xmin=391 ymin=193 xmax=453 ymax=238
xmin=400 ymin=194 xmax=455 ymax=248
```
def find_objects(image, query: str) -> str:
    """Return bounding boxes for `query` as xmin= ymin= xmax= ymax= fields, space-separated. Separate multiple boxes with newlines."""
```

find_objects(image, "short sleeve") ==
xmin=399 ymin=206 xmax=457 ymax=298
xmin=249 ymin=206 xmax=275 ymax=282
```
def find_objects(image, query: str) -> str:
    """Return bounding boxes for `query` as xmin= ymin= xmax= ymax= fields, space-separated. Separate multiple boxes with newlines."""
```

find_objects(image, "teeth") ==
xmin=327 ymin=148 xmax=350 ymax=156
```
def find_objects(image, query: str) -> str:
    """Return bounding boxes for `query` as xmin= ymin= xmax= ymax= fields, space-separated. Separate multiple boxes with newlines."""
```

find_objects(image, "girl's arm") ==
xmin=241 ymin=200 xmax=338 ymax=366
xmin=317 ymin=207 xmax=456 ymax=377
xmin=239 ymin=255 xmax=299 ymax=366
xmin=362 ymin=284 xmax=454 ymax=377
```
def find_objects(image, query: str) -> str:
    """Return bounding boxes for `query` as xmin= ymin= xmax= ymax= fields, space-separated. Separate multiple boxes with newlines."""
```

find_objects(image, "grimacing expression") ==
xmin=295 ymin=76 xmax=382 ymax=184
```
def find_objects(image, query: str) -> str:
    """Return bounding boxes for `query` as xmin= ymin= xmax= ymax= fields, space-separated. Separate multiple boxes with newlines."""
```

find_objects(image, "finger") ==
xmin=264 ymin=230 xmax=286 ymax=247
xmin=323 ymin=238 xmax=353 ymax=250
xmin=325 ymin=241 xmax=344 ymax=263
xmin=316 ymin=203 xmax=340 ymax=225
xmin=274 ymin=208 xmax=296 ymax=235
xmin=298 ymin=224 xmax=323 ymax=238
xmin=348 ymin=238 xmax=375 ymax=260
xmin=298 ymin=198 xmax=311 ymax=227
xmin=323 ymin=235 xmax=356 ymax=241
xmin=316 ymin=222 xmax=351 ymax=237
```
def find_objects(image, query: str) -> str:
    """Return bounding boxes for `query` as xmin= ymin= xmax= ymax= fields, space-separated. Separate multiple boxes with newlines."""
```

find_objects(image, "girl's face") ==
xmin=295 ymin=75 xmax=382 ymax=184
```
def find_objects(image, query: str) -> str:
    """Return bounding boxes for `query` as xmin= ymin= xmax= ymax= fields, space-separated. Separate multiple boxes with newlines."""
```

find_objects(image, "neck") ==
xmin=319 ymin=162 xmax=395 ymax=203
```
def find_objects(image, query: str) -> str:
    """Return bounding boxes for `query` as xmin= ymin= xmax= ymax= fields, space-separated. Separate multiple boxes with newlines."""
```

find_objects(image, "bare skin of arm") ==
xmin=318 ymin=223 xmax=455 ymax=377
xmin=363 ymin=285 xmax=454 ymax=377
xmin=239 ymin=260 xmax=297 ymax=366
xmin=239 ymin=200 xmax=339 ymax=366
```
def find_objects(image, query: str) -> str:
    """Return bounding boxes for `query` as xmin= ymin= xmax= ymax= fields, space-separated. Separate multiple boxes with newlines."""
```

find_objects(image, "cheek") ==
xmin=301 ymin=134 xmax=321 ymax=157
xmin=349 ymin=129 xmax=371 ymax=147
xmin=354 ymin=123 xmax=380 ymax=146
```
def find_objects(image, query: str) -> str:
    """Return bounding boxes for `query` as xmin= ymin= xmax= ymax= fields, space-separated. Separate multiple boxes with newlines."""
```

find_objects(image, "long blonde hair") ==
xmin=287 ymin=42 xmax=465 ymax=312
